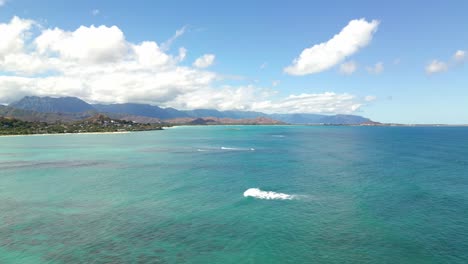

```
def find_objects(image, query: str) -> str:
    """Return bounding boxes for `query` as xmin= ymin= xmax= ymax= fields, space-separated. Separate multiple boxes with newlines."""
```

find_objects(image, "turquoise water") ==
xmin=1 ymin=126 xmax=468 ymax=263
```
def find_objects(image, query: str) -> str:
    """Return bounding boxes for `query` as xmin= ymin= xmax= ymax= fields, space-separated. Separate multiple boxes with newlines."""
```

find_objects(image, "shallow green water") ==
xmin=1 ymin=126 xmax=468 ymax=263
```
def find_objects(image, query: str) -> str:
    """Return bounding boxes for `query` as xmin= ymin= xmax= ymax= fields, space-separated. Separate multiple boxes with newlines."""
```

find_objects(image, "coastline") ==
xmin=2 ymin=124 xmax=468 ymax=137
xmin=0 ymin=131 xmax=132 ymax=138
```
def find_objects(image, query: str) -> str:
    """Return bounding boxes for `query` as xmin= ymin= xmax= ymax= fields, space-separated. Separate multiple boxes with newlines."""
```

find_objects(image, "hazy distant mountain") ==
xmin=10 ymin=96 xmax=95 ymax=113
xmin=93 ymin=103 xmax=188 ymax=119
xmin=184 ymin=109 xmax=267 ymax=119
xmin=93 ymin=105 xmax=266 ymax=120
xmin=270 ymin=113 xmax=371 ymax=125
xmin=5 ymin=96 xmax=375 ymax=125
xmin=0 ymin=105 xmax=94 ymax=123
xmin=165 ymin=107 xmax=189 ymax=118
xmin=318 ymin=114 xmax=371 ymax=125
xmin=167 ymin=117 xmax=285 ymax=125
xmin=269 ymin=113 xmax=326 ymax=124
xmin=221 ymin=110 xmax=269 ymax=119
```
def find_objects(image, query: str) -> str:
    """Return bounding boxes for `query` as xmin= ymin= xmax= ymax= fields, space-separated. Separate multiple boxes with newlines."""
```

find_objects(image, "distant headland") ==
xmin=1 ymin=96 xmax=465 ymax=135
xmin=4 ymin=96 xmax=374 ymax=123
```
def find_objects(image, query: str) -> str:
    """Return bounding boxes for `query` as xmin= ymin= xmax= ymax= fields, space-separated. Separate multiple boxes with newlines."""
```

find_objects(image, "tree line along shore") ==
xmin=0 ymin=114 xmax=164 ymax=136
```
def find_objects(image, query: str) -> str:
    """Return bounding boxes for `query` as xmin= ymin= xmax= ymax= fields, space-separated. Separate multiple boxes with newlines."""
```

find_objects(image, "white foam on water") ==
xmin=221 ymin=147 xmax=255 ymax=151
xmin=221 ymin=147 xmax=238 ymax=150
xmin=243 ymin=188 xmax=296 ymax=200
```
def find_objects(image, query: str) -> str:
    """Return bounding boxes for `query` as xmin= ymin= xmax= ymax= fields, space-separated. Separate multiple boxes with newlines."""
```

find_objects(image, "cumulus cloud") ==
xmin=170 ymin=88 xmax=365 ymax=114
xmin=284 ymin=18 xmax=379 ymax=75
xmin=366 ymin=62 xmax=384 ymax=74
xmin=251 ymin=92 xmax=362 ymax=114
xmin=0 ymin=16 xmax=367 ymax=114
xmin=35 ymin=25 xmax=128 ymax=64
xmin=0 ymin=16 xmax=35 ymax=57
xmin=426 ymin=50 xmax=466 ymax=74
xmin=425 ymin=60 xmax=448 ymax=74
xmin=193 ymin=54 xmax=215 ymax=68
xmin=339 ymin=61 xmax=357 ymax=75
xmin=454 ymin=50 xmax=465 ymax=62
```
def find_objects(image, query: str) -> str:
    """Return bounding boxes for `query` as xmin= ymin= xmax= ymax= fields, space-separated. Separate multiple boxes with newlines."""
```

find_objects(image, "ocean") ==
xmin=1 ymin=125 xmax=468 ymax=263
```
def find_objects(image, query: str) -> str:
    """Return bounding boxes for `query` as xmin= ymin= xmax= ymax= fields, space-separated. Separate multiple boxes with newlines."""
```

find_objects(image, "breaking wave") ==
xmin=221 ymin=147 xmax=255 ymax=151
xmin=243 ymin=188 xmax=296 ymax=200
xmin=272 ymin=135 xmax=285 ymax=138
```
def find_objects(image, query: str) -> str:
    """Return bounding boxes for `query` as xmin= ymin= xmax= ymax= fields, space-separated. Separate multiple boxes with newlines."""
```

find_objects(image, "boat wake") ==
xmin=272 ymin=135 xmax=285 ymax=138
xmin=195 ymin=146 xmax=255 ymax=152
xmin=243 ymin=188 xmax=296 ymax=200
xmin=221 ymin=147 xmax=255 ymax=151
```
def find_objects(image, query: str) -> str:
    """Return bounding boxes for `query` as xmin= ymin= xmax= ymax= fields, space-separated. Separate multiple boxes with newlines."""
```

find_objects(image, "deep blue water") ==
xmin=1 ymin=126 xmax=468 ymax=263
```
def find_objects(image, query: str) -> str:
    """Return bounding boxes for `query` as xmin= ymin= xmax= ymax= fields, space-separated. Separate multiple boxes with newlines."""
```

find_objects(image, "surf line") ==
xmin=243 ymin=188 xmax=296 ymax=200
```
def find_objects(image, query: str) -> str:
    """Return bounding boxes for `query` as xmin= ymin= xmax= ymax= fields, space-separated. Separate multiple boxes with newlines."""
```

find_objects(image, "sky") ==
xmin=0 ymin=0 xmax=467 ymax=124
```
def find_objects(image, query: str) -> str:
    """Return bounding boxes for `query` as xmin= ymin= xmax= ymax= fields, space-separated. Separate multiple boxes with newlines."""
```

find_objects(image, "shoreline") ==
xmin=2 ymin=124 xmax=468 ymax=137
xmin=0 ymin=131 xmax=132 ymax=138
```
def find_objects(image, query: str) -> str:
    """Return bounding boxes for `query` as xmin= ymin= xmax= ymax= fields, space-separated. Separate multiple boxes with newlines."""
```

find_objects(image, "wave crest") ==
xmin=221 ymin=147 xmax=255 ymax=151
xmin=243 ymin=188 xmax=295 ymax=200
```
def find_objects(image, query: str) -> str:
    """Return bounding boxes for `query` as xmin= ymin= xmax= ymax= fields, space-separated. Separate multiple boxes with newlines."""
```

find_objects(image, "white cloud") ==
xmin=35 ymin=25 xmax=128 ymax=64
xmin=366 ymin=62 xmax=384 ymax=74
xmin=132 ymin=41 xmax=171 ymax=67
xmin=169 ymin=88 xmax=362 ymax=114
xmin=364 ymin=95 xmax=376 ymax=102
xmin=425 ymin=60 xmax=448 ymax=74
xmin=272 ymin=80 xmax=280 ymax=87
xmin=0 ymin=17 xmax=34 ymax=58
xmin=251 ymin=92 xmax=362 ymax=114
xmin=161 ymin=26 xmax=187 ymax=51
xmin=193 ymin=54 xmax=215 ymax=68
xmin=425 ymin=50 xmax=466 ymax=75
xmin=454 ymin=50 xmax=465 ymax=62
xmin=339 ymin=61 xmax=357 ymax=75
xmin=169 ymin=85 xmax=269 ymax=111
xmin=0 ymin=16 xmax=367 ymax=114
xmin=176 ymin=47 xmax=187 ymax=62
xmin=284 ymin=18 xmax=379 ymax=75
xmin=91 ymin=9 xmax=100 ymax=16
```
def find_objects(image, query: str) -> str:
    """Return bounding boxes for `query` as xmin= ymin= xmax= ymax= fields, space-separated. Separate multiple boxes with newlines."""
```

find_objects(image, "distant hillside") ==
xmin=93 ymin=103 xmax=188 ymax=119
xmin=10 ymin=96 xmax=95 ymax=113
xmin=0 ymin=105 xmax=93 ymax=123
xmin=166 ymin=117 xmax=285 ymax=125
xmin=270 ymin=113 xmax=371 ymax=125
xmin=184 ymin=109 xmax=267 ymax=119
xmin=5 ymin=96 xmax=376 ymax=125
xmin=319 ymin=114 xmax=371 ymax=125
xmin=93 ymin=104 xmax=267 ymax=120
xmin=0 ymin=114 xmax=163 ymax=136
xmin=269 ymin=113 xmax=326 ymax=124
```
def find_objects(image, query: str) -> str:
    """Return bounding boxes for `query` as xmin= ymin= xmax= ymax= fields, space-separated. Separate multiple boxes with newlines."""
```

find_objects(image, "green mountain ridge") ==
xmin=6 ymin=96 xmax=375 ymax=125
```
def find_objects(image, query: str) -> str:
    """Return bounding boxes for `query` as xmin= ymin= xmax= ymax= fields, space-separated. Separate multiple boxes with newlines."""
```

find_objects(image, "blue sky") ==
xmin=0 ymin=0 xmax=467 ymax=123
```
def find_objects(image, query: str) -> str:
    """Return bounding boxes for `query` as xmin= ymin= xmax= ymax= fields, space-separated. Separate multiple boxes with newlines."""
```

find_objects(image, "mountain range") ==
xmin=4 ymin=96 xmax=376 ymax=125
